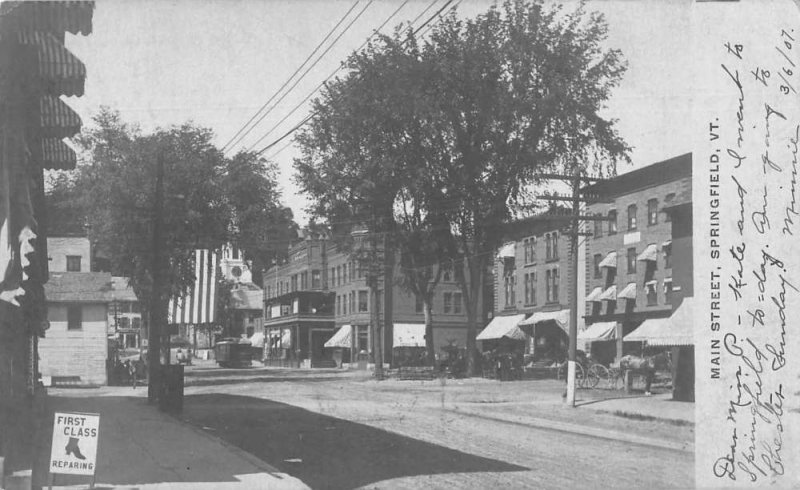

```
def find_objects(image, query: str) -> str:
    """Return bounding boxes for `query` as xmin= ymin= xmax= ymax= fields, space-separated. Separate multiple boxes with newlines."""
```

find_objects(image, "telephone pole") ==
xmin=147 ymin=152 xmax=165 ymax=403
xmin=535 ymin=171 xmax=609 ymax=407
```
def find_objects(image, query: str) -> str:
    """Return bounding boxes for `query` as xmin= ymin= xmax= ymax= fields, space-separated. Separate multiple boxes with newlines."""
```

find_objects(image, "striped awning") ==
xmin=624 ymin=297 xmax=695 ymax=346
xmin=598 ymin=285 xmax=617 ymax=301
xmin=168 ymin=250 xmax=219 ymax=325
xmin=618 ymin=282 xmax=637 ymax=300
xmin=518 ymin=309 xmax=569 ymax=333
xmin=637 ymin=243 xmax=658 ymax=262
xmin=1 ymin=1 xmax=95 ymax=36
xmin=585 ymin=286 xmax=604 ymax=302
xmin=477 ymin=314 xmax=526 ymax=341
xmin=598 ymin=251 xmax=617 ymax=268
xmin=39 ymin=95 xmax=81 ymax=138
xmin=578 ymin=321 xmax=617 ymax=342
xmin=34 ymin=137 xmax=76 ymax=170
xmin=325 ymin=325 xmax=352 ymax=349
xmin=17 ymin=30 xmax=86 ymax=96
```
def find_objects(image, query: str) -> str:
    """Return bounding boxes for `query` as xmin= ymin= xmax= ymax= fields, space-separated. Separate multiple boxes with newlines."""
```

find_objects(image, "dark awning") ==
xmin=34 ymin=137 xmax=77 ymax=170
xmin=18 ymin=30 xmax=86 ymax=96
xmin=1 ymin=1 xmax=95 ymax=36
xmin=38 ymin=95 xmax=81 ymax=138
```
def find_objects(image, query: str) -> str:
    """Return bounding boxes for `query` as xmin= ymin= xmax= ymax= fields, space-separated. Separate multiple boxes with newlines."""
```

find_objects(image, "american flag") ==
xmin=168 ymin=249 xmax=218 ymax=325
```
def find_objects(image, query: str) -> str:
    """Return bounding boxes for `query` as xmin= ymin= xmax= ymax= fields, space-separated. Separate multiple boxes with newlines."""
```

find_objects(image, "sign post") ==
xmin=49 ymin=412 xmax=100 ymax=488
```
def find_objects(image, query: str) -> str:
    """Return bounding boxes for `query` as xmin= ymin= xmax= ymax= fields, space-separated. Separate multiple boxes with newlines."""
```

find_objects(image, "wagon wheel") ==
xmin=575 ymin=362 xmax=586 ymax=388
xmin=586 ymin=364 xmax=605 ymax=389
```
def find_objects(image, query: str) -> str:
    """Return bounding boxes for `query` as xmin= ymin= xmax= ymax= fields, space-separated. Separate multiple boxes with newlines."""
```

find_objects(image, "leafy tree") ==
xmin=296 ymin=0 xmax=630 ymax=376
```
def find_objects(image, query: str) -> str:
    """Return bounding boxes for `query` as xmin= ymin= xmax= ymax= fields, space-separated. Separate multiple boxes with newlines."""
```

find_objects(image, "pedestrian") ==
xmin=132 ymin=357 xmax=145 ymax=389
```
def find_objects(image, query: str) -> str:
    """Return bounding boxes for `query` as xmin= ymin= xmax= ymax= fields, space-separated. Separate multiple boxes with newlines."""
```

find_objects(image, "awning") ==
xmin=578 ymin=321 xmax=617 ymax=342
xmin=637 ymin=243 xmax=658 ymax=262
xmin=598 ymin=251 xmax=617 ymax=268
xmin=18 ymin=30 xmax=87 ymax=96
xmin=663 ymin=278 xmax=672 ymax=293
xmin=598 ymin=285 xmax=617 ymax=301
xmin=518 ymin=309 xmax=569 ymax=333
xmin=248 ymin=332 xmax=265 ymax=348
xmin=36 ymin=137 xmax=76 ymax=170
xmin=393 ymin=323 xmax=425 ymax=348
xmin=477 ymin=314 xmax=526 ymax=341
xmin=497 ymin=242 xmax=516 ymax=259
xmin=325 ymin=325 xmax=352 ymax=348
xmin=39 ymin=95 xmax=81 ymax=138
xmin=624 ymin=297 xmax=695 ymax=346
xmin=662 ymin=240 xmax=672 ymax=248
xmin=585 ymin=286 xmax=604 ymax=303
xmin=618 ymin=282 xmax=637 ymax=300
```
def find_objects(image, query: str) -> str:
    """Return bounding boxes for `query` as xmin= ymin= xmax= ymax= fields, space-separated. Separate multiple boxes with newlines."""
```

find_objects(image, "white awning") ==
xmin=598 ymin=251 xmax=617 ymax=268
xmin=477 ymin=314 xmax=526 ymax=341
xmin=624 ymin=297 xmax=695 ymax=346
xmin=393 ymin=323 xmax=425 ymax=348
xmin=578 ymin=321 xmax=617 ymax=341
xmin=618 ymin=282 xmax=637 ymax=300
xmin=663 ymin=278 xmax=672 ymax=293
xmin=324 ymin=325 xmax=352 ymax=348
xmin=662 ymin=240 xmax=672 ymax=248
xmin=497 ymin=242 xmax=516 ymax=259
xmin=637 ymin=243 xmax=658 ymax=262
xmin=585 ymin=287 xmax=604 ymax=302
xmin=598 ymin=285 xmax=617 ymax=301
xmin=519 ymin=309 xmax=569 ymax=333
xmin=248 ymin=332 xmax=265 ymax=348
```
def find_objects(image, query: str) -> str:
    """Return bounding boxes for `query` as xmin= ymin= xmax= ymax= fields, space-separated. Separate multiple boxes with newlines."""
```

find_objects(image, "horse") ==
xmin=619 ymin=352 xmax=670 ymax=394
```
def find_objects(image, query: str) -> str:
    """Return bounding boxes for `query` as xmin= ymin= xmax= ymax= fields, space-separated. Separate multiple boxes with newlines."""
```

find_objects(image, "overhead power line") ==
xmin=229 ymin=0 xmax=375 ymax=155
xmin=221 ymin=0 xmax=362 ymax=154
xmin=253 ymin=0 xmax=453 ymax=157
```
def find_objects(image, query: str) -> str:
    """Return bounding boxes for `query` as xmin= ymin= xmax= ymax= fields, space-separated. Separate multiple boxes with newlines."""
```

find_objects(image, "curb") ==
xmin=447 ymin=407 xmax=693 ymax=454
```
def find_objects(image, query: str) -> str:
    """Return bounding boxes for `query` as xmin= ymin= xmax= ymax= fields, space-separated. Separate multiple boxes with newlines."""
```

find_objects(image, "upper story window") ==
xmin=664 ymin=193 xmax=675 ymax=222
xmin=442 ymin=262 xmax=452 ymax=282
xmin=523 ymin=237 xmax=536 ymax=264
xmin=647 ymin=199 xmax=658 ymax=226
xmin=593 ymin=254 xmax=602 ymax=279
xmin=67 ymin=305 xmax=82 ymax=330
xmin=291 ymin=275 xmax=298 ymax=292
xmin=301 ymin=272 xmax=308 ymax=290
xmin=444 ymin=292 xmax=453 ymax=314
xmin=627 ymin=204 xmax=638 ymax=231
xmin=358 ymin=290 xmax=369 ymax=312
xmin=552 ymin=232 xmax=559 ymax=259
xmin=66 ymin=255 xmax=82 ymax=272
xmin=627 ymin=247 xmax=637 ymax=274
xmin=608 ymin=210 xmax=618 ymax=235
xmin=594 ymin=214 xmax=603 ymax=238
xmin=504 ymin=275 xmax=516 ymax=307
xmin=524 ymin=272 xmax=537 ymax=306
xmin=311 ymin=270 xmax=321 ymax=289
xmin=453 ymin=292 xmax=463 ymax=314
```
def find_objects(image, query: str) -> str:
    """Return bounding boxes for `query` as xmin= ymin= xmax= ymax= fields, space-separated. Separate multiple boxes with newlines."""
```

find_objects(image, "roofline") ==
xmin=582 ymin=153 xmax=692 ymax=198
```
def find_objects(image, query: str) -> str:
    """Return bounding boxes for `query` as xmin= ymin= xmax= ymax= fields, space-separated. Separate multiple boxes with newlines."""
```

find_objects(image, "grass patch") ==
xmin=611 ymin=410 xmax=693 ymax=427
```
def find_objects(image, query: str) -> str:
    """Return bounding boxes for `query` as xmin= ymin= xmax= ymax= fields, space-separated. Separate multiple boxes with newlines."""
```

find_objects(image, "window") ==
xmin=118 ymin=317 xmax=130 ymax=329
xmin=593 ymin=254 xmax=602 ymax=279
xmin=627 ymin=248 xmax=637 ymax=274
xmin=337 ymin=266 xmax=342 ymax=286
xmin=291 ymin=275 xmax=298 ymax=292
xmin=415 ymin=295 xmax=424 ymax=313
xmin=301 ymin=272 xmax=308 ymax=290
xmin=350 ymin=291 xmax=355 ymax=313
xmin=627 ymin=204 xmax=637 ymax=230
xmin=132 ymin=317 xmax=142 ymax=329
xmin=664 ymin=280 xmax=674 ymax=304
xmin=358 ymin=262 xmax=364 ymax=278
xmin=648 ymin=199 xmax=658 ymax=226
xmin=336 ymin=296 xmax=341 ymax=315
xmin=342 ymin=264 xmax=348 ymax=283
xmin=552 ymin=268 xmax=559 ymax=302
xmin=330 ymin=267 xmax=335 ymax=287
xmin=504 ymin=275 xmax=516 ymax=307
xmin=453 ymin=292 xmax=462 ymax=314
xmin=444 ymin=292 xmax=453 ymax=313
xmin=594 ymin=214 xmax=603 ymax=238
xmin=67 ymin=305 xmax=82 ymax=330
xmin=524 ymin=272 xmax=536 ymax=305
xmin=312 ymin=270 xmax=321 ymax=289
xmin=350 ymin=262 xmax=355 ymax=281
xmin=552 ymin=232 xmax=559 ymax=259
xmin=66 ymin=255 xmax=81 ymax=272
xmin=358 ymin=290 xmax=368 ymax=312
xmin=646 ymin=282 xmax=658 ymax=306
xmin=131 ymin=302 xmax=141 ymax=313
xmin=342 ymin=294 xmax=347 ymax=315
xmin=608 ymin=210 xmax=618 ymax=235
xmin=545 ymin=233 xmax=552 ymax=261
xmin=523 ymin=237 xmax=537 ymax=264
xmin=443 ymin=263 xmax=452 ymax=282
xmin=664 ymin=193 xmax=675 ymax=222
xmin=664 ymin=243 xmax=673 ymax=268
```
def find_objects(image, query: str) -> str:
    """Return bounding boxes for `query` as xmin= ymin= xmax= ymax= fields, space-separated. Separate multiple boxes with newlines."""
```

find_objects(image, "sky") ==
xmin=64 ymin=0 xmax=694 ymax=225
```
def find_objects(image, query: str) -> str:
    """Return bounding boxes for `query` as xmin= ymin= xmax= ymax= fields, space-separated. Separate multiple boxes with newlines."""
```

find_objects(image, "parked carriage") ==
xmin=214 ymin=338 xmax=252 ymax=368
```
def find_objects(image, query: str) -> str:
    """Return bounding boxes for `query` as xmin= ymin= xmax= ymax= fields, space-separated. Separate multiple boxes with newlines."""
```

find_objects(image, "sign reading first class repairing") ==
xmin=49 ymin=412 xmax=100 ymax=475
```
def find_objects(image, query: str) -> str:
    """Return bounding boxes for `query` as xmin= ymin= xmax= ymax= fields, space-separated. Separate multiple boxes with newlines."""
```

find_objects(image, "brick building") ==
xmin=581 ymin=153 xmax=693 ymax=381
xmin=263 ymin=230 xmax=475 ymax=368
xmin=485 ymin=211 xmax=580 ymax=361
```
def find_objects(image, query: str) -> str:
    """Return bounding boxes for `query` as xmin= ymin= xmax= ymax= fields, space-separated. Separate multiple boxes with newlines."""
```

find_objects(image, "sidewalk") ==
xmin=32 ymin=387 xmax=308 ymax=490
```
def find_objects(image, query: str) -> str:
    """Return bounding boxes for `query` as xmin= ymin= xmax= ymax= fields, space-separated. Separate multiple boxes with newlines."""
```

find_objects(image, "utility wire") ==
xmin=221 ymin=0 xmax=362 ymax=153
xmin=231 ymin=0 xmax=376 ymax=155
xmin=253 ymin=0 xmax=452 ymax=156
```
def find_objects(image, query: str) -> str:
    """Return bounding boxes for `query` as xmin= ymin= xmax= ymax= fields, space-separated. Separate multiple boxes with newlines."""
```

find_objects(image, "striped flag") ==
xmin=168 ymin=249 xmax=218 ymax=325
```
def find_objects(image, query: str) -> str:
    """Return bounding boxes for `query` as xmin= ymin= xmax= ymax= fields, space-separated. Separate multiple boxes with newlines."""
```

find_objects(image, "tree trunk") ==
xmin=371 ymin=282 xmax=383 ymax=379
xmin=424 ymin=300 xmax=435 ymax=366
xmin=383 ymin=238 xmax=394 ymax=369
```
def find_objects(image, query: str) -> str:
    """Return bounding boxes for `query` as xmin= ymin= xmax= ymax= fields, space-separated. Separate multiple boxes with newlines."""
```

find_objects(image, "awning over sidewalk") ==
xmin=598 ymin=251 xmax=617 ymax=269
xmin=624 ymin=298 xmax=695 ymax=346
xmin=324 ymin=325 xmax=352 ymax=349
xmin=393 ymin=323 xmax=425 ymax=348
xmin=618 ymin=282 xmax=637 ymax=300
xmin=637 ymin=243 xmax=658 ymax=262
xmin=477 ymin=314 xmax=526 ymax=341
xmin=585 ymin=286 xmax=603 ymax=303
xmin=578 ymin=321 xmax=617 ymax=342
xmin=518 ymin=309 xmax=569 ymax=334
xmin=248 ymin=332 xmax=265 ymax=348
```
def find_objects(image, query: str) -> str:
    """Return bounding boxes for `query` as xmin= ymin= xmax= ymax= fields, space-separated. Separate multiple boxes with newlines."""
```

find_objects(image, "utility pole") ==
xmin=535 ymin=172 xmax=609 ymax=407
xmin=369 ymin=209 xmax=384 ymax=380
xmin=147 ymin=152 xmax=165 ymax=404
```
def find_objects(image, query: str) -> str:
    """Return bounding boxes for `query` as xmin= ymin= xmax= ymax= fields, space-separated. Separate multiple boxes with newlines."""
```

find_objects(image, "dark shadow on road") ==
xmin=184 ymin=375 xmax=350 ymax=387
xmin=181 ymin=393 xmax=528 ymax=489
